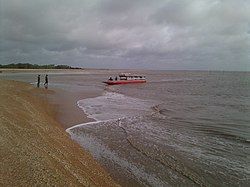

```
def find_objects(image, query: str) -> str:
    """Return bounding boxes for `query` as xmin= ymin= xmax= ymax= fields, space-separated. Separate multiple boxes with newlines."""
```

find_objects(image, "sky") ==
xmin=1 ymin=0 xmax=250 ymax=71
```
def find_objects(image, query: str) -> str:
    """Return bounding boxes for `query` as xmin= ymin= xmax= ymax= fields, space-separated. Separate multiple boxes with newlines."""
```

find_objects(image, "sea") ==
xmin=2 ymin=70 xmax=250 ymax=186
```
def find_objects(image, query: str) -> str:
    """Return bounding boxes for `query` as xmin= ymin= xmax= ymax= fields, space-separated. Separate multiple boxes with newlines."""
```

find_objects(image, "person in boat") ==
xmin=109 ymin=76 xmax=113 ymax=81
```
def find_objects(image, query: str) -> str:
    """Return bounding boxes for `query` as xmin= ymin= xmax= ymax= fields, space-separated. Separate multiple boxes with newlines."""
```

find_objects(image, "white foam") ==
xmin=77 ymin=91 xmax=157 ymax=121
xmin=66 ymin=119 xmax=120 ymax=132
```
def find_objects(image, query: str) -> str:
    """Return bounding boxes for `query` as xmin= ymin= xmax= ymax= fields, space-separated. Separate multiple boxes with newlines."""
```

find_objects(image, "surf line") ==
xmin=65 ymin=115 xmax=129 ymax=133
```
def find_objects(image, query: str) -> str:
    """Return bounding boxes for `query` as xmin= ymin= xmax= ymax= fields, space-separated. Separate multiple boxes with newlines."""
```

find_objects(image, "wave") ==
xmin=68 ymin=91 xmax=210 ymax=185
xmin=66 ymin=92 xmax=172 ymax=185
xmin=77 ymin=91 xmax=158 ymax=121
xmin=67 ymin=90 xmax=249 ymax=186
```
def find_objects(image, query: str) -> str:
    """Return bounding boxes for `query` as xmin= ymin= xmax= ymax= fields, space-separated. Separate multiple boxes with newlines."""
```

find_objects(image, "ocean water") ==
xmin=66 ymin=71 xmax=250 ymax=186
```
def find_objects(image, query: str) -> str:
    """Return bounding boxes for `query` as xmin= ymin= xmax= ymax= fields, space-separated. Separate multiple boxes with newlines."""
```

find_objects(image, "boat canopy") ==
xmin=119 ymin=73 xmax=145 ymax=80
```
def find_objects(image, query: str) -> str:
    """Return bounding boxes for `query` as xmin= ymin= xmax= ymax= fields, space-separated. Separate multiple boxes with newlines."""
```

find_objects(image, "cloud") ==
xmin=0 ymin=0 xmax=249 ymax=70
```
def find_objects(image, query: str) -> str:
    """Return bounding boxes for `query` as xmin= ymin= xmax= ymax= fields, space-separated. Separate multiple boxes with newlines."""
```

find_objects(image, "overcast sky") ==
xmin=1 ymin=0 xmax=250 ymax=70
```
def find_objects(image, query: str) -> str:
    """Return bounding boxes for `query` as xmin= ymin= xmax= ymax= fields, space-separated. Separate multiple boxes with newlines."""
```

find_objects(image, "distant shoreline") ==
xmin=0 ymin=68 xmax=85 ymax=73
xmin=0 ymin=63 xmax=83 ymax=70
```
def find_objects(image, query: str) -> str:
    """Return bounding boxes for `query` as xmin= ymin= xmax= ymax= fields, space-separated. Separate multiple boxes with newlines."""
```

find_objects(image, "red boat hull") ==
xmin=103 ymin=80 xmax=146 ymax=85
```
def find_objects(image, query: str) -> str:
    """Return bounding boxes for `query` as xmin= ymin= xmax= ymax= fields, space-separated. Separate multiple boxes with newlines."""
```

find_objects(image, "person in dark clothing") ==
xmin=115 ymin=76 xmax=118 ymax=81
xmin=44 ymin=74 xmax=48 ymax=89
xmin=37 ymin=75 xmax=40 ymax=88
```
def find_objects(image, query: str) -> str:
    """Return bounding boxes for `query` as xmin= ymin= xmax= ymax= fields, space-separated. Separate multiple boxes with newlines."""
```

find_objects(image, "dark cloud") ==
xmin=0 ymin=0 xmax=249 ymax=70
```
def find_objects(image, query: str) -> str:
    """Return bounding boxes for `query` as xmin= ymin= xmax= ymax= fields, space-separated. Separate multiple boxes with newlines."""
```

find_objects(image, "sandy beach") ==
xmin=0 ymin=79 xmax=119 ymax=186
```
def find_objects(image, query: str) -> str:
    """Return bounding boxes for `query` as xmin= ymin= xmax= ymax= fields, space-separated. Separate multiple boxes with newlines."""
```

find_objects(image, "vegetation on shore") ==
xmin=0 ymin=63 xmax=83 ymax=69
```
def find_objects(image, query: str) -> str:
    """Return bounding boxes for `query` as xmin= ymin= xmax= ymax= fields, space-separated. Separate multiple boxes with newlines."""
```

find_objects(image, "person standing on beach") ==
xmin=44 ymin=74 xmax=48 ymax=89
xmin=37 ymin=75 xmax=40 ymax=88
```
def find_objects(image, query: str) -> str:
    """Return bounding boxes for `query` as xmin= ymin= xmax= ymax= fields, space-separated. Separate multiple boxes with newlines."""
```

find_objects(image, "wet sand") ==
xmin=45 ymin=87 xmax=96 ymax=129
xmin=0 ymin=79 xmax=119 ymax=186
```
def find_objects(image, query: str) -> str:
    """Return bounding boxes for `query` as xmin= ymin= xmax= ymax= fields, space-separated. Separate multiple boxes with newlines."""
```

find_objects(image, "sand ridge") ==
xmin=0 ymin=79 xmax=119 ymax=186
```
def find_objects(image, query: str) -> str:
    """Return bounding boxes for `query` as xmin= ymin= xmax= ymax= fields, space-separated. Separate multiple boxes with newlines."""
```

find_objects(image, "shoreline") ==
xmin=0 ymin=79 xmax=119 ymax=186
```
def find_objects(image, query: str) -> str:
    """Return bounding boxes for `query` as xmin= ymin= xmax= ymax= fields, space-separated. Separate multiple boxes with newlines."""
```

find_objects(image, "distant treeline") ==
xmin=0 ymin=63 xmax=83 ymax=69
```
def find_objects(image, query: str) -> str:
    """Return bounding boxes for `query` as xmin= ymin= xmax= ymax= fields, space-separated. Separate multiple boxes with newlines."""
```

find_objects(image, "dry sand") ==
xmin=0 ymin=79 xmax=119 ymax=186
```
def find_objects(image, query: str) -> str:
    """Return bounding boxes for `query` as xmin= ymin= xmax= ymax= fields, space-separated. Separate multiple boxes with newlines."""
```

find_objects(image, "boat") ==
xmin=103 ymin=73 xmax=146 ymax=85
